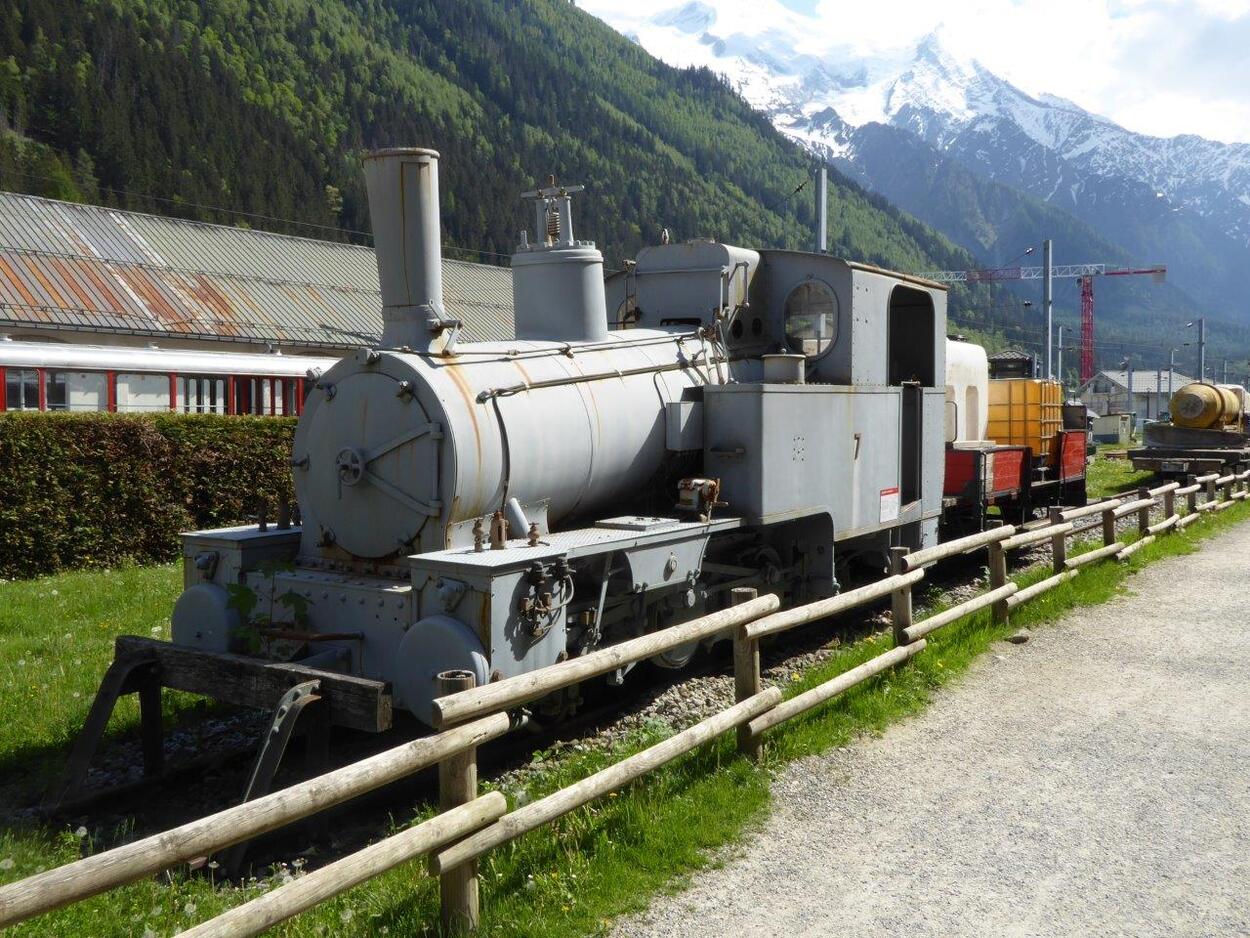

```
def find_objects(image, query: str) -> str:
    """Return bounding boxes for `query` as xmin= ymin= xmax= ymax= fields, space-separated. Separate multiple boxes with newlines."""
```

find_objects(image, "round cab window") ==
xmin=784 ymin=280 xmax=839 ymax=359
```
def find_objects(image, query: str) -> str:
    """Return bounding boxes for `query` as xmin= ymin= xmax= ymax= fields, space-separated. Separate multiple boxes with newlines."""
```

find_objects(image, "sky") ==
xmin=578 ymin=0 xmax=1250 ymax=144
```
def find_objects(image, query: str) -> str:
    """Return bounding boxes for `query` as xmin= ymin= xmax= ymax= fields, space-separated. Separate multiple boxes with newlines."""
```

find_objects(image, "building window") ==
xmin=45 ymin=371 xmax=108 ymax=411
xmin=116 ymin=373 xmax=172 ymax=412
xmin=5 ymin=369 xmax=39 ymax=410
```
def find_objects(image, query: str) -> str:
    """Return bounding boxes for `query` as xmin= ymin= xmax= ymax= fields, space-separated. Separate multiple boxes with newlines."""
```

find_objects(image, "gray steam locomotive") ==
xmin=171 ymin=148 xmax=948 ymax=724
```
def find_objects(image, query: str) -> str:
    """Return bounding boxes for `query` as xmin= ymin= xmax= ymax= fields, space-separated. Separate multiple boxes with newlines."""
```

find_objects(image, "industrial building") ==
xmin=1077 ymin=368 xmax=1195 ymax=423
xmin=0 ymin=190 xmax=514 ymax=354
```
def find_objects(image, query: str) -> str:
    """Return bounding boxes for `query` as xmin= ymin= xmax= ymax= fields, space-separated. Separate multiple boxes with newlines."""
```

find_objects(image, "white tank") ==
xmin=293 ymin=329 xmax=740 ymax=558
xmin=512 ymin=181 xmax=608 ymax=343
xmin=944 ymin=338 xmax=989 ymax=443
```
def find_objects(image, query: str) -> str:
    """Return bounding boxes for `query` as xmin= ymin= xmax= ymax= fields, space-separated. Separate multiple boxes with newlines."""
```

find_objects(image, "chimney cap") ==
xmin=364 ymin=147 xmax=440 ymax=162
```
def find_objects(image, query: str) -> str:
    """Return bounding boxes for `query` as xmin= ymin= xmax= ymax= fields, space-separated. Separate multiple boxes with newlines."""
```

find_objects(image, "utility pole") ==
xmin=1222 ymin=359 xmax=1228 ymax=383
xmin=1057 ymin=324 xmax=1064 ymax=389
xmin=1187 ymin=318 xmax=1206 ymax=381
xmin=1122 ymin=355 xmax=1134 ymax=424
xmin=1043 ymin=239 xmax=1053 ymax=378
xmin=1168 ymin=348 xmax=1175 ymax=401
xmin=814 ymin=164 xmax=827 ymax=254
xmin=1155 ymin=366 xmax=1162 ymax=419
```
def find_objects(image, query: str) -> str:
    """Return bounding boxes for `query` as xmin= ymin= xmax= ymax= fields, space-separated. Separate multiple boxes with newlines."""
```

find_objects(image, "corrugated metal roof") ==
xmin=0 ymin=191 xmax=514 ymax=348
xmin=1083 ymin=370 xmax=1197 ymax=394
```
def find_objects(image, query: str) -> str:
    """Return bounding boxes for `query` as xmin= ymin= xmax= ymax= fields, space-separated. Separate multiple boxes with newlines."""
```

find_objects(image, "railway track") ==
xmin=18 ymin=504 xmax=1112 ymax=878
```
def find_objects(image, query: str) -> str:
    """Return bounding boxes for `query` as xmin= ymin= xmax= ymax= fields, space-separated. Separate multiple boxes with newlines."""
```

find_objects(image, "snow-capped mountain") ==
xmin=591 ymin=0 xmax=1250 ymax=319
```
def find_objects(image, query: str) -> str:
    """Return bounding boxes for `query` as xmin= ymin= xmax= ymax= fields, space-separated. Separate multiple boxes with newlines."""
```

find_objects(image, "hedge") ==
xmin=0 ymin=413 xmax=297 ymax=579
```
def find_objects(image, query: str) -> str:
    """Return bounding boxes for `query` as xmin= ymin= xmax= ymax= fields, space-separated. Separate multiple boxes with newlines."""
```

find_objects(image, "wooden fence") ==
xmin=1 ymin=470 xmax=1247 ymax=935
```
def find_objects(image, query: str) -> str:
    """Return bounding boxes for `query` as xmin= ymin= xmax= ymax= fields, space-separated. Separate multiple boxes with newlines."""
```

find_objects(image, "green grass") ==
xmin=1085 ymin=449 xmax=1155 ymax=499
xmin=2 ymin=498 xmax=1248 ymax=937
xmin=0 ymin=565 xmax=185 ymax=778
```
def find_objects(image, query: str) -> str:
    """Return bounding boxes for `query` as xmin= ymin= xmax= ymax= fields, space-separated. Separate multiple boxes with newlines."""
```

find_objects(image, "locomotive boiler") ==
xmin=170 ymin=147 xmax=948 ymax=724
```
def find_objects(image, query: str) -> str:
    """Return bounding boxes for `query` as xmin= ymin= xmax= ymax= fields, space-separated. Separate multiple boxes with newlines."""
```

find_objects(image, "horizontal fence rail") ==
xmin=0 ymin=712 xmax=516 ymax=928
xmin=428 ymin=689 xmax=783 ymax=875
xmin=430 ymin=594 xmax=781 ymax=728
xmin=899 ymin=524 xmax=1016 ymax=572
xmin=746 ymin=640 xmax=928 ymax=738
xmin=7 ymin=469 xmax=1249 ymax=935
xmin=179 ymin=794 xmax=508 ymax=938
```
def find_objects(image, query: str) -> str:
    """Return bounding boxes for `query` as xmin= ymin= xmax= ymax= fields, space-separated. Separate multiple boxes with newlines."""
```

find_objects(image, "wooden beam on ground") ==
xmin=114 ymin=636 xmax=391 ymax=733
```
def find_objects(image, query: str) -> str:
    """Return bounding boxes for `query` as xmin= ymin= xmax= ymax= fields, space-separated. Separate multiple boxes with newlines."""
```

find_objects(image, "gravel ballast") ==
xmin=612 ymin=520 xmax=1250 ymax=938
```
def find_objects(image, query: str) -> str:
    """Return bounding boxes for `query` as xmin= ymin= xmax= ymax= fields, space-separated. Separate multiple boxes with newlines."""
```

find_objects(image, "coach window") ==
xmin=5 ymin=369 xmax=40 ymax=410
xmin=783 ymin=279 xmax=839 ymax=359
xmin=115 ymin=373 xmax=171 ymax=412
xmin=180 ymin=375 xmax=227 ymax=414
xmin=45 ymin=371 xmax=108 ymax=411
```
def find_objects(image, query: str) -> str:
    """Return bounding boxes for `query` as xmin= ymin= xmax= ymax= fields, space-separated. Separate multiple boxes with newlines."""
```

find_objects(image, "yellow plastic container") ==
xmin=988 ymin=378 xmax=1062 ymax=464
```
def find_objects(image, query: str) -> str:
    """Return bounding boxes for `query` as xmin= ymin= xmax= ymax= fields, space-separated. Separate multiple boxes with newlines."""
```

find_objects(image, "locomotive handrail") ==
xmin=0 ymin=712 xmax=516 ymax=928
xmin=430 ymin=594 xmax=781 ymax=728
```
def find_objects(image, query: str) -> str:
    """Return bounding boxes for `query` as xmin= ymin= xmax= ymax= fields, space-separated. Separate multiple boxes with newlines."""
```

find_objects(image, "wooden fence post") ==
xmin=1206 ymin=476 xmax=1217 ymax=506
xmin=1101 ymin=503 xmax=1116 ymax=547
xmin=437 ymin=670 xmax=480 ymax=936
xmin=1186 ymin=474 xmax=1198 ymax=515
xmin=1048 ymin=506 xmax=1067 ymax=573
xmin=731 ymin=587 xmax=762 ymax=761
xmin=988 ymin=537 xmax=1009 ymax=625
xmin=890 ymin=547 xmax=913 ymax=645
xmin=1137 ymin=486 xmax=1151 ymax=537
xmin=1162 ymin=487 xmax=1175 ymax=525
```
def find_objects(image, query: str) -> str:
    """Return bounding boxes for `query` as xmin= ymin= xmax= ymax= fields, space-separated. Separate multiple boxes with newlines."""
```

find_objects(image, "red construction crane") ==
xmin=918 ymin=262 xmax=1167 ymax=383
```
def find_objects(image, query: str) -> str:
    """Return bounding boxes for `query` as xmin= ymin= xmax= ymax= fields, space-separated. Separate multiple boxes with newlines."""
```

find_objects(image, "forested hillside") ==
xmin=2 ymin=0 xmax=1008 ymax=331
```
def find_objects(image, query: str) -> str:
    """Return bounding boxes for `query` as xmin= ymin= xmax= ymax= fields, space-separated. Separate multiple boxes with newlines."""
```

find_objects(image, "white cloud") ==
xmin=580 ymin=0 xmax=1250 ymax=143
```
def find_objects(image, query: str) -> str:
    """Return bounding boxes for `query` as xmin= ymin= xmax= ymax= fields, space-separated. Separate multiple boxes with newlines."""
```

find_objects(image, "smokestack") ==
xmin=363 ymin=148 xmax=446 ymax=348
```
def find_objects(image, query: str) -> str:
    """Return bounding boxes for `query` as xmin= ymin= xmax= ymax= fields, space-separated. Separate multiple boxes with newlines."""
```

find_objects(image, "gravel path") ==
xmin=612 ymin=520 xmax=1250 ymax=938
